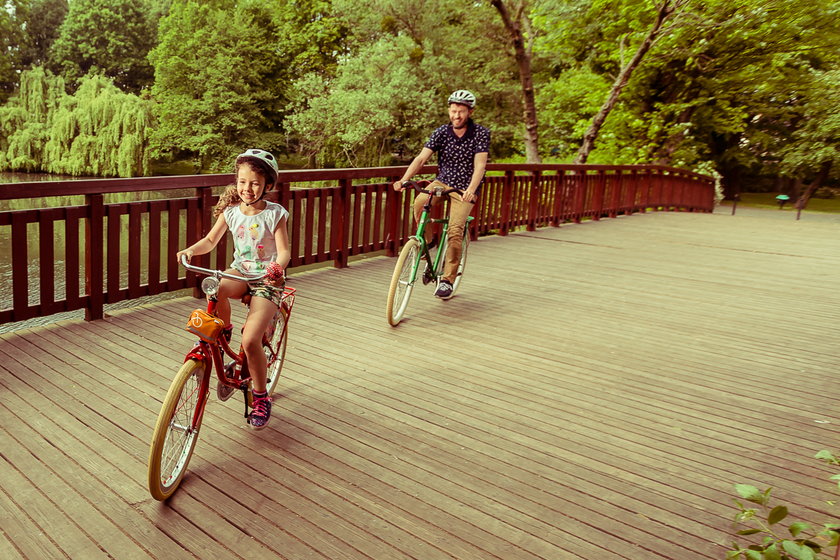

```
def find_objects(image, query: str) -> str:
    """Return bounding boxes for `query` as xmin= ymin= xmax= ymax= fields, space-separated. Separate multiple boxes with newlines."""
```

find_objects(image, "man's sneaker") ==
xmin=248 ymin=392 xmax=272 ymax=430
xmin=434 ymin=280 xmax=453 ymax=299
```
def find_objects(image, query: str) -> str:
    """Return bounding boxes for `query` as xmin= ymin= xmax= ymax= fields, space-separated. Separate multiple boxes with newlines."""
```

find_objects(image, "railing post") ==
xmin=609 ymin=171 xmax=621 ymax=218
xmin=384 ymin=177 xmax=400 ymax=257
xmin=527 ymin=170 xmax=541 ymax=232
xmin=84 ymin=194 xmax=105 ymax=321
xmin=593 ymin=170 xmax=606 ymax=220
xmin=572 ymin=171 xmax=585 ymax=223
xmin=333 ymin=178 xmax=351 ymax=268
xmin=500 ymin=170 xmax=513 ymax=236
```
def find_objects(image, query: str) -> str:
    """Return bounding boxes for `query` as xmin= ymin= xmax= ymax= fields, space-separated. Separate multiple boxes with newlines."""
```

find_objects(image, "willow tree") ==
xmin=0 ymin=67 xmax=154 ymax=176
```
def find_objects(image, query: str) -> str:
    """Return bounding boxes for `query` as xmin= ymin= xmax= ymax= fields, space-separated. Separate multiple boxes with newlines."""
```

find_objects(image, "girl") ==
xmin=177 ymin=149 xmax=291 ymax=430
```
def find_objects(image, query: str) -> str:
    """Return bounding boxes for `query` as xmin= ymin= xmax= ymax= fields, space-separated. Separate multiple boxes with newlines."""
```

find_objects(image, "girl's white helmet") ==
xmin=447 ymin=90 xmax=476 ymax=108
xmin=235 ymin=149 xmax=279 ymax=187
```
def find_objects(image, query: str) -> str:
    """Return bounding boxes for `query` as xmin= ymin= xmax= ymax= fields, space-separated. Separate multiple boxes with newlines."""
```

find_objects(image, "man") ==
xmin=392 ymin=89 xmax=490 ymax=299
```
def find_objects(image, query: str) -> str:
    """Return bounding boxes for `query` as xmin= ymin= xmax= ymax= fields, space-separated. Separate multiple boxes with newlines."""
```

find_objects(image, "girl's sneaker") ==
xmin=248 ymin=392 xmax=272 ymax=430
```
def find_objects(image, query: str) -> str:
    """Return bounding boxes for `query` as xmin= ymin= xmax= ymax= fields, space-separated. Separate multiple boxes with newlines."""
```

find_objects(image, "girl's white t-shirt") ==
xmin=223 ymin=201 xmax=289 ymax=277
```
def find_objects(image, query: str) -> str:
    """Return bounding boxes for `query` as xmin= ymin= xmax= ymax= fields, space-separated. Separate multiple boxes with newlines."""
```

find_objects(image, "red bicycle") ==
xmin=147 ymin=256 xmax=296 ymax=501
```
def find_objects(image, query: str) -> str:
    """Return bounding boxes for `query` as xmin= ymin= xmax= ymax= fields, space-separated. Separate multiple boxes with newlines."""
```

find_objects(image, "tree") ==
xmin=150 ymin=0 xmax=348 ymax=170
xmin=285 ymin=0 xmax=523 ymax=166
xmin=0 ymin=67 xmax=154 ymax=176
xmin=0 ymin=0 xmax=69 ymax=103
xmin=573 ymin=0 xmax=689 ymax=164
xmin=0 ymin=1 xmax=24 ymax=103
xmin=284 ymin=36 xmax=439 ymax=167
xmin=535 ymin=0 xmax=839 ymax=198
xmin=490 ymin=0 xmax=541 ymax=163
xmin=48 ymin=0 xmax=155 ymax=93
xmin=18 ymin=0 xmax=69 ymax=69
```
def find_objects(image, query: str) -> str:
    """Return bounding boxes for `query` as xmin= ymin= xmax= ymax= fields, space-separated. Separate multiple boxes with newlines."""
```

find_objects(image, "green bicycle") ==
xmin=386 ymin=180 xmax=473 ymax=326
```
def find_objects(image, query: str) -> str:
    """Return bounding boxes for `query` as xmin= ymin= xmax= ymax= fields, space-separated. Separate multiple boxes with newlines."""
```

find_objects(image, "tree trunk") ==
xmin=720 ymin=165 xmax=741 ymax=202
xmin=491 ymin=0 xmax=540 ymax=163
xmin=795 ymin=161 xmax=831 ymax=220
xmin=574 ymin=0 xmax=680 ymax=164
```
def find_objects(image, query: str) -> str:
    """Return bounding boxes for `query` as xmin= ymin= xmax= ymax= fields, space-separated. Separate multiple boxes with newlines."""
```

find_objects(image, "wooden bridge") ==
xmin=2 ymin=205 xmax=838 ymax=559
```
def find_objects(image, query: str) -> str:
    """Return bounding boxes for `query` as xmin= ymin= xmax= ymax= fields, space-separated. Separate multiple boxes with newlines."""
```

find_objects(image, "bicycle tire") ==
xmin=148 ymin=359 xmax=208 ymax=501
xmin=264 ymin=304 xmax=290 ymax=396
xmin=386 ymin=238 xmax=421 ymax=326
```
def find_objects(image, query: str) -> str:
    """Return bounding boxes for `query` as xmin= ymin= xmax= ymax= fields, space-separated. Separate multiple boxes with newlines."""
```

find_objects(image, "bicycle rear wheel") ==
xmin=264 ymin=304 xmax=290 ymax=396
xmin=386 ymin=238 xmax=421 ymax=326
xmin=148 ymin=359 xmax=208 ymax=501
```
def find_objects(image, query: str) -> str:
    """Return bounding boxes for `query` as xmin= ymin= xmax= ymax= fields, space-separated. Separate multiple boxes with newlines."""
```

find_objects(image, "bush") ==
xmin=812 ymin=187 xmax=837 ymax=200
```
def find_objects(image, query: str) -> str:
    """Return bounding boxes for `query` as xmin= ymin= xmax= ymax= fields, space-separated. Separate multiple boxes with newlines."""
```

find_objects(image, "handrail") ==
xmin=0 ymin=163 xmax=714 ymax=324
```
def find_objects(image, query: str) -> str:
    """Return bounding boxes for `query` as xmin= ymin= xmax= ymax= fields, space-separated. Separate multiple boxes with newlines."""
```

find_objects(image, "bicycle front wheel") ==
xmin=264 ymin=304 xmax=290 ymax=396
xmin=148 ymin=359 xmax=208 ymax=501
xmin=386 ymin=238 xmax=421 ymax=326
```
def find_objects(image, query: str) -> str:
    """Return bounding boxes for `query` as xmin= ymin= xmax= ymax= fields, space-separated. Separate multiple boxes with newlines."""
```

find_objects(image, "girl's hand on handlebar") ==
xmin=177 ymin=249 xmax=194 ymax=263
xmin=264 ymin=261 xmax=285 ymax=286
xmin=392 ymin=180 xmax=406 ymax=192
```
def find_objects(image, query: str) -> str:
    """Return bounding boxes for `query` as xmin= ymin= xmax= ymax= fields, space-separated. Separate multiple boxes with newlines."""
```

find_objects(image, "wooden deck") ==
xmin=1 ymin=207 xmax=838 ymax=559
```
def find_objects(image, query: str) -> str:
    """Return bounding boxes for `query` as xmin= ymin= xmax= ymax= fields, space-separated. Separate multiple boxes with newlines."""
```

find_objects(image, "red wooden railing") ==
xmin=0 ymin=163 xmax=713 ymax=324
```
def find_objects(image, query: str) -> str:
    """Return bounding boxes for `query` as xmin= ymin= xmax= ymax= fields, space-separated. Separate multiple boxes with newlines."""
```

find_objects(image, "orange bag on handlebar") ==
xmin=185 ymin=309 xmax=225 ymax=342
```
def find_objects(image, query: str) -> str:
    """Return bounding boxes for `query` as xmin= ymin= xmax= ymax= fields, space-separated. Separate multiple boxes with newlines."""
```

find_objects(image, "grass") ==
xmin=721 ymin=192 xmax=840 ymax=214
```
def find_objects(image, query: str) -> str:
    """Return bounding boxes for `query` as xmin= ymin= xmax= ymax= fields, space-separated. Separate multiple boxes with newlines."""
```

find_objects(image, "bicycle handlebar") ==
xmin=400 ymin=180 xmax=461 ymax=197
xmin=180 ymin=254 xmax=268 ymax=283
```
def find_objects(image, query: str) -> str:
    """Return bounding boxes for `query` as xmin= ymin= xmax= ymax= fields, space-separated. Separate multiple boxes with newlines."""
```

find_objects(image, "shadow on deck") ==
xmin=1 ymin=208 xmax=838 ymax=559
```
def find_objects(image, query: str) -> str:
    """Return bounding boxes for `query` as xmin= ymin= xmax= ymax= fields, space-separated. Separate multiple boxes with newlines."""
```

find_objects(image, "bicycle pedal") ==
xmin=422 ymin=268 xmax=435 ymax=285
xmin=217 ymin=363 xmax=237 ymax=401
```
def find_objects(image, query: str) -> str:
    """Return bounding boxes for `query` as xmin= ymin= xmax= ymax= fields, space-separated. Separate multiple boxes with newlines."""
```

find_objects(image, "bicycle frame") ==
xmin=406 ymin=189 xmax=474 ymax=286
xmin=180 ymin=257 xmax=296 ymax=425
xmin=403 ymin=182 xmax=458 ymax=283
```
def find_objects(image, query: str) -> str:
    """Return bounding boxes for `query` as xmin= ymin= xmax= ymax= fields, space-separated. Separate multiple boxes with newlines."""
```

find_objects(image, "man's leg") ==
xmin=412 ymin=180 xmax=445 ymax=245
xmin=442 ymin=193 xmax=473 ymax=283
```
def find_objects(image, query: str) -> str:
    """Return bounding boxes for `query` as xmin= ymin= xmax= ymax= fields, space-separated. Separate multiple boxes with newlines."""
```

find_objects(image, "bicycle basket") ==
xmin=186 ymin=309 xmax=225 ymax=342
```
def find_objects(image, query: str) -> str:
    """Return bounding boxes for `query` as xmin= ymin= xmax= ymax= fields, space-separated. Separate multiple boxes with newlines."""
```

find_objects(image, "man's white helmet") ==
xmin=447 ymin=89 xmax=476 ymax=108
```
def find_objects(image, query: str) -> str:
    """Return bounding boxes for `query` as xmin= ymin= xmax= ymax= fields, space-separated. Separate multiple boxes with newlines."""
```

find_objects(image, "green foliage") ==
xmin=0 ymin=0 xmax=68 ymax=103
xmin=17 ymin=0 xmax=69 ymax=69
xmin=149 ymin=0 xmax=347 ymax=171
xmin=48 ymin=0 xmax=155 ymax=93
xmin=1 ymin=0 xmax=836 ymax=183
xmin=729 ymin=451 xmax=840 ymax=559
xmin=0 ymin=1 xmax=24 ymax=103
xmin=284 ymin=0 xmax=522 ymax=166
xmin=0 ymin=67 xmax=154 ymax=176
xmin=284 ymin=36 xmax=439 ymax=167
xmin=532 ymin=0 xmax=840 ymax=187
